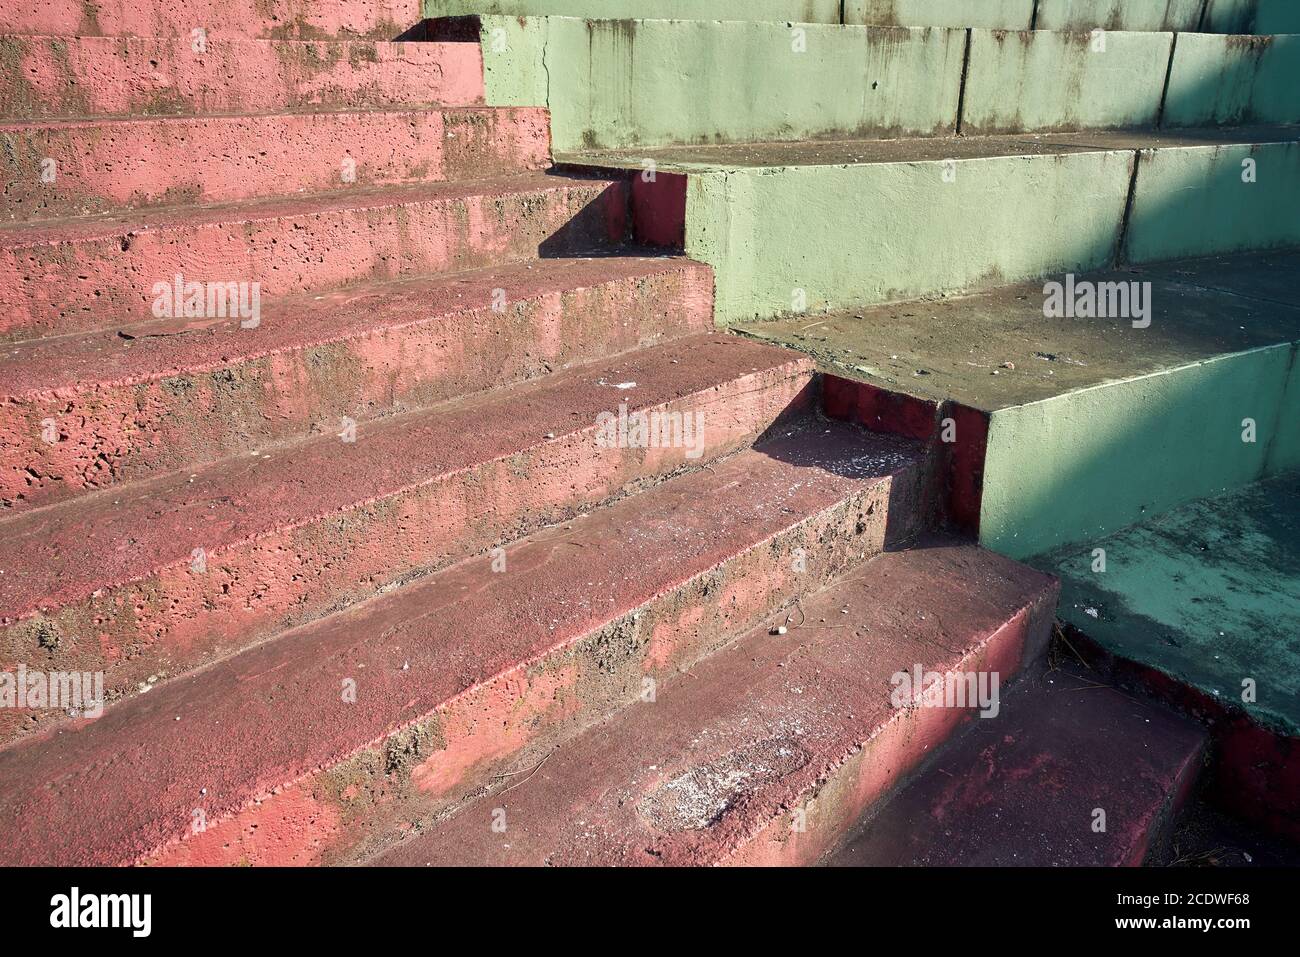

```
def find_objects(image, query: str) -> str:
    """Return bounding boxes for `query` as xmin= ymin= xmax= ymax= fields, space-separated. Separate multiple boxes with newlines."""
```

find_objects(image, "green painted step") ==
xmin=425 ymin=0 xmax=1300 ymax=33
xmin=466 ymin=17 xmax=1300 ymax=151
xmin=737 ymin=249 xmax=1300 ymax=559
xmin=1043 ymin=471 xmax=1300 ymax=741
xmin=563 ymin=128 xmax=1300 ymax=325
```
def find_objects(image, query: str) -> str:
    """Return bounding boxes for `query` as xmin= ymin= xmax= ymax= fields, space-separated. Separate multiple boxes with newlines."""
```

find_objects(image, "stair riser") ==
xmin=0 ymin=367 xmax=814 ymax=745
xmin=144 ymin=472 xmax=919 ymax=866
xmin=0 ymin=179 xmax=629 ymax=341
xmin=731 ymin=596 xmax=1057 ymax=866
xmin=2 ymin=108 xmax=549 ymax=222
xmin=0 ymin=0 xmax=421 ymax=39
xmin=2 ymin=264 xmax=706 ymax=511
xmin=0 ymin=36 xmax=485 ymax=119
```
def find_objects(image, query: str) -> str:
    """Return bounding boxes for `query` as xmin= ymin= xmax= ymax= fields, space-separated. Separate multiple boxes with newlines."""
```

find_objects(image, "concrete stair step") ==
xmin=1 ymin=107 xmax=550 ymax=223
xmin=0 ymin=0 xmax=423 ymax=39
xmin=369 ymin=538 xmax=1058 ymax=866
xmin=0 ymin=422 xmax=926 ymax=865
xmin=563 ymin=126 xmax=1300 ymax=324
xmin=0 ymin=254 xmax=713 ymax=511
xmin=463 ymin=15 xmax=1299 ymax=154
xmin=0 ymin=172 xmax=629 ymax=341
xmin=423 ymin=1 xmax=1295 ymax=32
xmin=0 ymin=333 xmax=810 ymax=743
xmin=826 ymin=661 xmax=1208 ymax=866
xmin=742 ymin=248 xmax=1300 ymax=560
xmin=1043 ymin=472 xmax=1300 ymax=844
xmin=0 ymin=35 xmax=485 ymax=119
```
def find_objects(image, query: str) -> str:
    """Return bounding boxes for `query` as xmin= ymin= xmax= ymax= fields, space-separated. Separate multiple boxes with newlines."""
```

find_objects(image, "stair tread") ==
xmin=560 ymin=125 xmax=1300 ymax=173
xmin=0 ymin=256 xmax=698 ymax=394
xmin=0 ymin=423 xmax=922 ymax=866
xmin=0 ymin=333 xmax=808 ymax=619
xmin=0 ymin=172 xmax=616 ymax=247
xmin=827 ymin=661 xmax=1207 ymax=866
xmin=0 ymin=35 xmax=483 ymax=119
xmin=739 ymin=249 xmax=1300 ymax=414
xmin=371 ymin=538 xmax=1058 ymax=866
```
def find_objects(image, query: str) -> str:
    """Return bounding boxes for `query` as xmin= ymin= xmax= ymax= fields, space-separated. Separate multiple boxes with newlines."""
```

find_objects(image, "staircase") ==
xmin=1 ymin=0 xmax=1295 ymax=866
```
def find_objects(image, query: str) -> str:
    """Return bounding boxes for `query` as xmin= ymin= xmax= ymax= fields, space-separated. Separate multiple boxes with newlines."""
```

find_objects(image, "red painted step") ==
xmin=0 ymin=0 xmax=421 ymax=39
xmin=827 ymin=662 xmax=1207 ymax=866
xmin=2 ymin=108 xmax=549 ymax=222
xmin=371 ymin=540 xmax=1058 ymax=866
xmin=0 ymin=173 xmax=629 ymax=341
xmin=0 ymin=424 xmax=925 ymax=866
xmin=0 ymin=335 xmax=813 ymax=744
xmin=0 ymin=255 xmax=711 ymax=510
xmin=0 ymin=36 xmax=485 ymax=118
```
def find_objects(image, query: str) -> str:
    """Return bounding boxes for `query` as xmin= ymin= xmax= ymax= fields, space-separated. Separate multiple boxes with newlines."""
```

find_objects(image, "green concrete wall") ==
xmin=846 ymin=0 xmax=1033 ymax=28
xmin=685 ymin=150 xmax=1133 ymax=324
xmin=425 ymin=0 xmax=844 ymax=21
xmin=1163 ymin=33 xmax=1300 ymax=128
xmin=1204 ymin=0 xmax=1300 ymax=34
xmin=1036 ymin=0 xmax=1203 ymax=31
xmin=1126 ymin=141 xmax=1300 ymax=263
xmin=1045 ymin=473 xmax=1300 ymax=739
xmin=962 ymin=29 xmax=1173 ymax=134
xmin=478 ymin=16 xmax=964 ymax=150
xmin=982 ymin=345 xmax=1300 ymax=560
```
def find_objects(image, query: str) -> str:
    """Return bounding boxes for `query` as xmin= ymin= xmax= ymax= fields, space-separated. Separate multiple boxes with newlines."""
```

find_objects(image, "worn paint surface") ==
xmin=1164 ymin=33 xmax=1300 ymax=129
xmin=962 ymin=29 xmax=1174 ymax=134
xmin=479 ymin=17 xmax=964 ymax=151
xmin=1037 ymin=0 xmax=1204 ymax=31
xmin=0 ymin=0 xmax=419 ymax=38
xmin=0 ymin=35 xmax=484 ymax=119
xmin=429 ymin=0 xmax=843 ymax=20
xmin=848 ymin=0 xmax=1034 ymax=28
xmin=1044 ymin=473 xmax=1300 ymax=740
xmin=0 ymin=427 xmax=920 ymax=865
xmin=679 ymin=149 xmax=1131 ymax=324
xmin=738 ymin=250 xmax=1300 ymax=559
xmin=0 ymin=175 xmax=627 ymax=340
xmin=828 ymin=661 xmax=1206 ymax=865
xmin=372 ymin=540 xmax=1057 ymax=866
xmin=1126 ymin=140 xmax=1300 ymax=263
xmin=1 ymin=108 xmax=549 ymax=221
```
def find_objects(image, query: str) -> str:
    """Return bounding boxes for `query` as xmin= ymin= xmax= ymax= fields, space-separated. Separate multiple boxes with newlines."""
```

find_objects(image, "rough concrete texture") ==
xmin=1205 ymin=0 xmax=1300 ymax=35
xmin=1126 ymin=140 xmax=1300 ymax=263
xmin=0 ymin=0 xmax=422 ymax=38
xmin=848 ymin=0 xmax=1035 ymax=28
xmin=961 ymin=29 xmax=1174 ymax=135
xmin=738 ymin=250 xmax=1300 ymax=559
xmin=564 ymin=127 xmax=1300 ymax=324
xmin=0 ymin=35 xmax=485 ymax=118
xmin=0 ymin=174 xmax=629 ymax=340
xmin=0 ymin=256 xmax=711 ymax=510
xmin=0 ymin=425 xmax=924 ymax=865
xmin=680 ymin=146 xmax=1132 ymax=324
xmin=1 ymin=107 xmax=550 ymax=222
xmin=0 ymin=336 xmax=810 ymax=744
xmin=827 ymin=662 xmax=1207 ymax=866
xmin=428 ymin=0 xmax=844 ymax=21
xmin=1044 ymin=473 xmax=1300 ymax=743
xmin=373 ymin=539 xmax=1058 ymax=866
xmin=1164 ymin=33 xmax=1300 ymax=129
xmin=1036 ymin=0 xmax=1205 ymax=31
xmin=479 ymin=16 xmax=964 ymax=151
